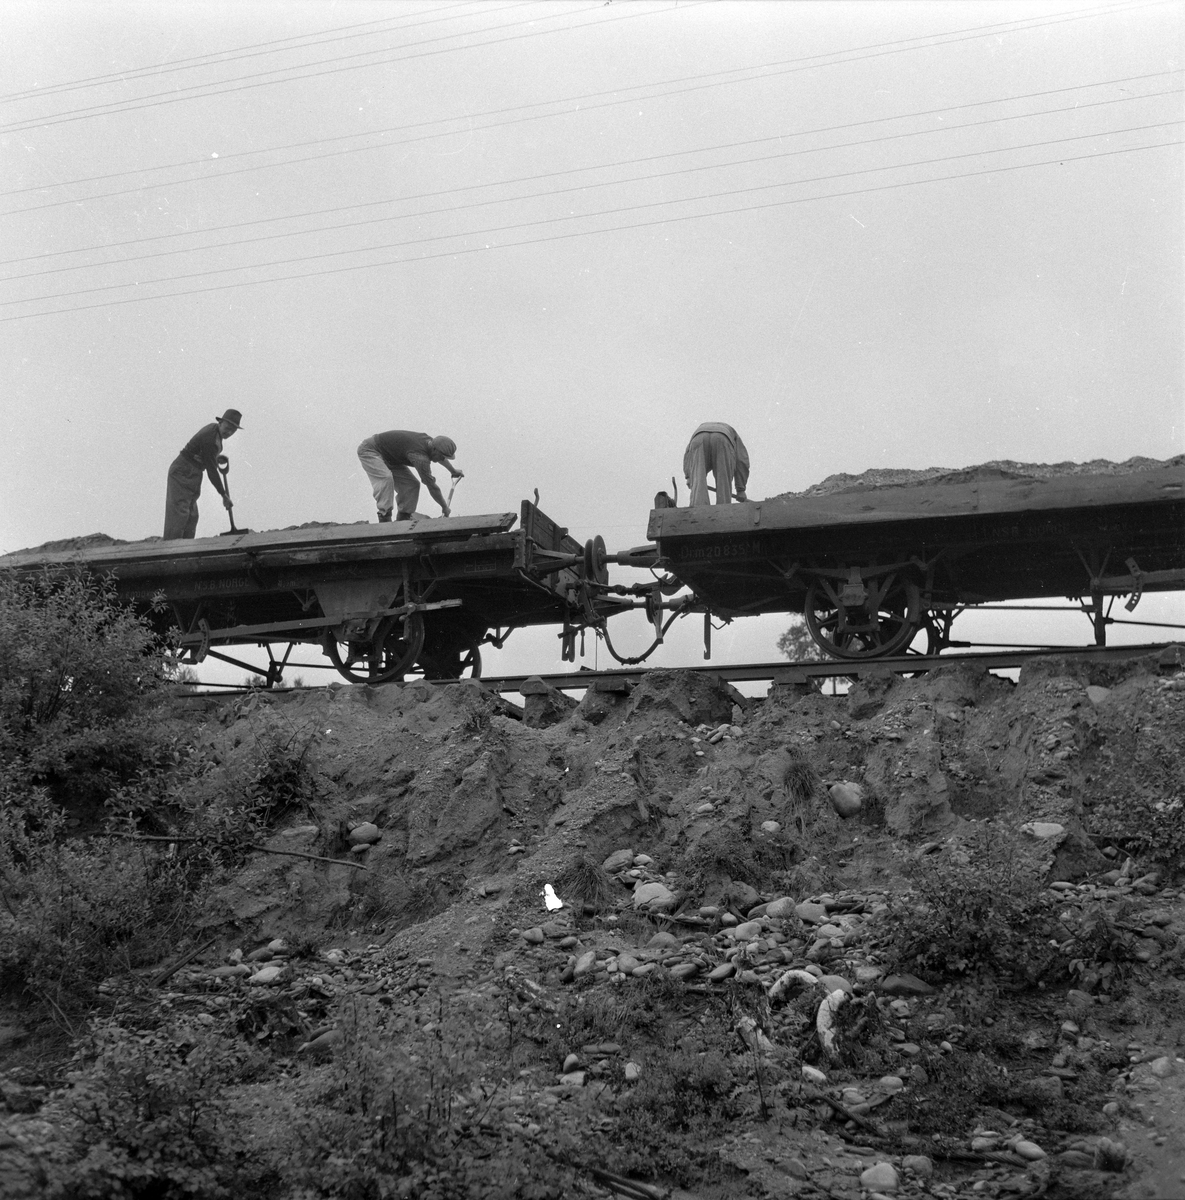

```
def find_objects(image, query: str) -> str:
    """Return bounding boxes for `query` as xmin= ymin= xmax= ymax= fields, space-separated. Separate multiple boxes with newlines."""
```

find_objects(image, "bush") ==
xmin=47 ymin=1017 xmax=265 ymax=1199
xmin=0 ymin=832 xmax=193 ymax=1016
xmin=287 ymin=995 xmax=578 ymax=1199
xmin=172 ymin=725 xmax=323 ymax=868
xmin=0 ymin=570 xmax=165 ymax=806
xmin=683 ymin=825 xmax=803 ymax=895
xmin=876 ymin=826 xmax=1057 ymax=982
xmin=106 ymin=722 xmax=324 ymax=880
xmin=595 ymin=1014 xmax=747 ymax=1190
xmin=1084 ymin=680 xmax=1185 ymax=876
xmin=1093 ymin=791 xmax=1185 ymax=877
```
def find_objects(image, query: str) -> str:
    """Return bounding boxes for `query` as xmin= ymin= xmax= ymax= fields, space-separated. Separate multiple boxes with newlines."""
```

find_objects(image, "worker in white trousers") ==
xmin=683 ymin=422 xmax=750 ymax=506
xmin=356 ymin=430 xmax=462 ymax=521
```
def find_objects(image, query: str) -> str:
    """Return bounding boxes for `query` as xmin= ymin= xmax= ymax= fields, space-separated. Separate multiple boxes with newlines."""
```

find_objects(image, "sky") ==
xmin=1 ymin=0 xmax=1182 ymax=684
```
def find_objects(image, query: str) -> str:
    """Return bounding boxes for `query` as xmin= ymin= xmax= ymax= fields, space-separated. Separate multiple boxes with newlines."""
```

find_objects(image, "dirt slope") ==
xmin=3 ymin=657 xmax=1185 ymax=1198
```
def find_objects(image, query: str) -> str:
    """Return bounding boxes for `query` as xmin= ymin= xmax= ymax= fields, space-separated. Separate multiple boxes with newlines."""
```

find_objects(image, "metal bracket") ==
xmin=645 ymin=584 xmax=665 ymax=644
xmin=838 ymin=567 xmax=869 ymax=607
xmin=186 ymin=618 xmax=211 ymax=664
xmin=1124 ymin=557 xmax=1144 ymax=612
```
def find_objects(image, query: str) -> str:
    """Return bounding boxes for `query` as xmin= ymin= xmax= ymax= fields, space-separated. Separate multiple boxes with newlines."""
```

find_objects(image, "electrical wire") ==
xmin=7 ymin=21 xmax=1174 ymax=220
xmin=0 ymin=2 xmax=506 ymax=104
xmin=0 ymin=0 xmax=681 ymax=135
xmin=0 ymin=1 xmax=1162 ymax=142
xmin=3 ymin=82 xmax=1176 ymax=282
xmin=2 ymin=118 xmax=1177 ymax=311
xmin=4 ymin=133 xmax=1177 ymax=324
xmin=8 ymin=133 xmax=1180 ymax=321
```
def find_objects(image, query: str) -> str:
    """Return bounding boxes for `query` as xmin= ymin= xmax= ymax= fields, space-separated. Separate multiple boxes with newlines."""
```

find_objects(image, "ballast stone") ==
xmin=859 ymin=1161 xmax=899 ymax=1192
xmin=828 ymin=781 xmax=864 ymax=818
xmin=633 ymin=881 xmax=676 ymax=911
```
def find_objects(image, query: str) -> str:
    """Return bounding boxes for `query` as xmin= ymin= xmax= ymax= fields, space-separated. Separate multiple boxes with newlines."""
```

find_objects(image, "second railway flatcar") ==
xmin=643 ymin=459 xmax=1185 ymax=660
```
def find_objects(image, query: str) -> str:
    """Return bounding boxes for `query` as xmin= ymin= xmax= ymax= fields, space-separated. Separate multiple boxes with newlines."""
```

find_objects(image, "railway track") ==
xmin=176 ymin=640 xmax=1184 ymax=698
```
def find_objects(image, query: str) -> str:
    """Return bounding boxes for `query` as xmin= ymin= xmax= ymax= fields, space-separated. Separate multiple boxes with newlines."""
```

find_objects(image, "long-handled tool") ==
xmin=216 ymin=454 xmax=250 ymax=535
xmin=445 ymin=474 xmax=462 ymax=514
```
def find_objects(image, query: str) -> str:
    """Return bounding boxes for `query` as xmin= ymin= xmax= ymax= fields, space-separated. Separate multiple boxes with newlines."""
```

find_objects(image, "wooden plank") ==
xmin=0 ymin=511 xmax=519 ymax=572
xmin=519 ymin=501 xmax=571 ymax=552
xmin=647 ymin=463 xmax=1185 ymax=541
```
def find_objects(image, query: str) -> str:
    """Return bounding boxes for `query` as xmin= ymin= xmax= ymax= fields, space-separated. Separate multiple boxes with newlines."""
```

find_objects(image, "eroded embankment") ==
xmin=3 ymin=656 xmax=1184 ymax=1199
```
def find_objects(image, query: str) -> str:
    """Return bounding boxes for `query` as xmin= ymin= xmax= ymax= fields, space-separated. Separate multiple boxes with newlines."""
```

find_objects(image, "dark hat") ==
xmin=431 ymin=435 xmax=456 ymax=458
xmin=217 ymin=409 xmax=243 ymax=429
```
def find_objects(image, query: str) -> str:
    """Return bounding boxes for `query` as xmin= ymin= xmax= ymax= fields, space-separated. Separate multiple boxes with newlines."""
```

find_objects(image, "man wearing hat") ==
xmin=357 ymin=430 xmax=463 ymax=522
xmin=163 ymin=409 xmax=242 ymax=539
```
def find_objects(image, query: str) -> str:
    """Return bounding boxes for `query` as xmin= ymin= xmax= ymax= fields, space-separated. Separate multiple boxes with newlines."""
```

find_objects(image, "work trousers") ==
xmin=164 ymin=456 xmax=204 ymax=539
xmin=357 ymin=437 xmax=419 ymax=518
xmin=685 ymin=429 xmax=738 ymax=507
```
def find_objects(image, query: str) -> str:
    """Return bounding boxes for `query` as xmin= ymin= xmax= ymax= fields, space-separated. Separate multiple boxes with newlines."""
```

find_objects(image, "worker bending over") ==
xmin=357 ymin=430 xmax=463 ymax=522
xmin=163 ymin=409 xmax=242 ymax=539
xmin=683 ymin=422 xmax=750 ymax=506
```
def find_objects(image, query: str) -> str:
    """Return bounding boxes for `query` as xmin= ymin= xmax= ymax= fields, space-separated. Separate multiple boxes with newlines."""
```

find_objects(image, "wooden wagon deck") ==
xmin=0 ymin=501 xmax=620 ymax=682
xmin=644 ymin=460 xmax=1185 ymax=658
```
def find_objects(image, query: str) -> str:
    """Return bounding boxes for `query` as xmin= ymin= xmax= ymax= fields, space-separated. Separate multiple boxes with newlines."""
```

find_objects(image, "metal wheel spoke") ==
xmin=804 ymin=574 xmax=922 ymax=661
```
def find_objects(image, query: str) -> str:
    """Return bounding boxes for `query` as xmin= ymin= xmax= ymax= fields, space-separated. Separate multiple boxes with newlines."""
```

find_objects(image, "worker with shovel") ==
xmin=163 ymin=409 xmax=242 ymax=539
xmin=683 ymin=421 xmax=750 ymax=507
xmin=356 ymin=430 xmax=463 ymax=522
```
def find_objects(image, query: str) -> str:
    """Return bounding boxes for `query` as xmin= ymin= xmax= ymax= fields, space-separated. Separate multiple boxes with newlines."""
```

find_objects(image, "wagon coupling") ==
xmin=527 ymin=537 xmax=659 ymax=581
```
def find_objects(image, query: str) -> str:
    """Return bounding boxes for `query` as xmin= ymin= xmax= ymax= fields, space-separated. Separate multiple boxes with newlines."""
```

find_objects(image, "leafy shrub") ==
xmin=598 ymin=1018 xmax=745 ymax=1189
xmin=287 ymin=995 xmax=578 ymax=1199
xmin=683 ymin=825 xmax=803 ymax=894
xmin=1092 ymin=791 xmax=1185 ymax=876
xmin=876 ymin=826 xmax=1057 ymax=981
xmin=0 ymin=833 xmax=193 ymax=1017
xmin=349 ymin=868 xmax=453 ymax=929
xmin=1084 ymin=681 xmax=1185 ymax=875
xmin=239 ymin=725 xmax=322 ymax=824
xmin=0 ymin=570 xmax=165 ymax=806
xmin=622 ymin=1044 xmax=738 ymax=1129
xmin=107 ymin=723 xmax=324 ymax=879
xmin=47 ymin=1017 xmax=265 ymax=1199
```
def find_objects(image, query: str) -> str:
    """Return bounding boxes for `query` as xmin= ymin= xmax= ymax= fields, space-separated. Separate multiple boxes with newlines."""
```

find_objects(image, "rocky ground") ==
xmin=2 ymin=653 xmax=1185 ymax=1198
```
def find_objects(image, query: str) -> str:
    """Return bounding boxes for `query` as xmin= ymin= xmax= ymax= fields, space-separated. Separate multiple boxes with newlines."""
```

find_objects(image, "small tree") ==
xmin=776 ymin=615 xmax=822 ymax=662
xmin=0 ymin=569 xmax=165 ymax=802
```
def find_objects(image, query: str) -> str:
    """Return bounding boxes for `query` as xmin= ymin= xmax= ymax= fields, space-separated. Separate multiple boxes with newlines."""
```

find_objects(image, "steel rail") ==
xmin=171 ymin=640 xmax=1181 ymax=698
xmin=467 ymin=641 xmax=1179 ymax=692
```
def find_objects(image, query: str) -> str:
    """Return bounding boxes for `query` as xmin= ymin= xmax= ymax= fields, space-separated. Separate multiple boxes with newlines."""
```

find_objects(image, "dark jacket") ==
xmin=179 ymin=423 xmax=227 ymax=495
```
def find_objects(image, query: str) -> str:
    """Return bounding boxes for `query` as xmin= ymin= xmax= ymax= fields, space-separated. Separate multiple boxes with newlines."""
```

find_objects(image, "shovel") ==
xmin=216 ymin=454 xmax=249 ymax=535
xmin=445 ymin=474 xmax=462 ymax=515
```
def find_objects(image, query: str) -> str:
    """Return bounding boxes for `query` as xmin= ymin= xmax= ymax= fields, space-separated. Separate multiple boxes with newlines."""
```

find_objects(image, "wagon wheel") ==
xmin=326 ymin=612 xmax=425 ymax=684
xmin=416 ymin=632 xmax=484 ymax=681
xmin=804 ymin=572 xmax=921 ymax=660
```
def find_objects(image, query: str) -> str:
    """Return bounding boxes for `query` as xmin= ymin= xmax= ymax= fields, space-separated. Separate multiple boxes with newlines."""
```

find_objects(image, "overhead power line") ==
xmin=1 ymin=9 xmax=1173 ymax=218
xmin=0 ymin=2 xmax=503 ymax=104
xmin=2 ymin=83 xmax=1177 ymax=282
xmin=0 ymin=0 xmax=663 ymax=135
xmin=3 ymin=126 xmax=1177 ymax=321
xmin=0 ymin=0 xmax=1159 ymax=140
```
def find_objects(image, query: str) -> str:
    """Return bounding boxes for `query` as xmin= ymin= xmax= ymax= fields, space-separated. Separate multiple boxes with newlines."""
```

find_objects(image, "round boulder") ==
xmin=828 ymin=782 xmax=864 ymax=818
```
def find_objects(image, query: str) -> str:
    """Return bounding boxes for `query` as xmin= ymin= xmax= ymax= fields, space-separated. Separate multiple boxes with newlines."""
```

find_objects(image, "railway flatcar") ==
xmin=0 ymin=501 xmax=627 ymax=685
xmin=638 ymin=459 xmax=1185 ymax=660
